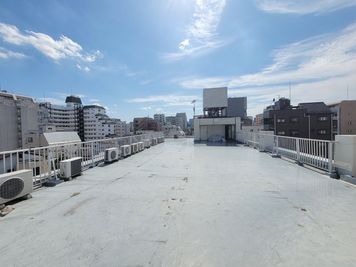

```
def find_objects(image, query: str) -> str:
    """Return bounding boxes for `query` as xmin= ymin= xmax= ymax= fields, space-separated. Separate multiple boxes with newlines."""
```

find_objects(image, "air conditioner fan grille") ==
xmin=0 ymin=178 xmax=24 ymax=199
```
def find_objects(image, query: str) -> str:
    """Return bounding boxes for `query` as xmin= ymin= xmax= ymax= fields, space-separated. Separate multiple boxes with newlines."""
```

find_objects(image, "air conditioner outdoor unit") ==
xmin=131 ymin=143 xmax=138 ymax=154
xmin=105 ymin=147 xmax=120 ymax=163
xmin=157 ymin=137 xmax=164 ymax=143
xmin=60 ymin=157 xmax=82 ymax=180
xmin=138 ymin=142 xmax=144 ymax=151
xmin=121 ymin=145 xmax=131 ymax=157
xmin=144 ymin=139 xmax=151 ymax=148
xmin=151 ymin=138 xmax=158 ymax=146
xmin=0 ymin=169 xmax=33 ymax=205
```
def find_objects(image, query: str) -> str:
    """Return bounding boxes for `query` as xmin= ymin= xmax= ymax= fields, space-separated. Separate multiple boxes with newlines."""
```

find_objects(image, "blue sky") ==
xmin=0 ymin=0 xmax=356 ymax=121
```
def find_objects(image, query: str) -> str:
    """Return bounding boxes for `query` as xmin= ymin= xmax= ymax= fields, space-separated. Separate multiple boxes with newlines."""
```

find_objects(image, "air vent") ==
xmin=111 ymin=150 xmax=117 ymax=159
xmin=0 ymin=178 xmax=24 ymax=199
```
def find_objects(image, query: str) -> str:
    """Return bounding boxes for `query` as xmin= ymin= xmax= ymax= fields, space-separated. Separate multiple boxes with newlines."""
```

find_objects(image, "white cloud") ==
xmin=127 ymin=94 xmax=199 ymax=107
xmin=162 ymin=0 xmax=227 ymax=61
xmin=141 ymin=106 xmax=152 ymax=111
xmin=256 ymin=0 xmax=356 ymax=14
xmin=179 ymin=39 xmax=190 ymax=51
xmin=0 ymin=47 xmax=27 ymax=59
xmin=76 ymin=64 xmax=91 ymax=72
xmin=0 ymin=22 xmax=102 ymax=62
xmin=178 ymin=22 xmax=356 ymax=115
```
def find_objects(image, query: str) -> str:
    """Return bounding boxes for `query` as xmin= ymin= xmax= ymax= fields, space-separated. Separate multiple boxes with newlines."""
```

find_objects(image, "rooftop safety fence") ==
xmin=237 ymin=131 xmax=334 ymax=173
xmin=0 ymin=132 xmax=164 ymax=188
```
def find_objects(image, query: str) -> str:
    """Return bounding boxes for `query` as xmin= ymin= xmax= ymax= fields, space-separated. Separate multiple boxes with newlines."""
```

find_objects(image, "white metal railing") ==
xmin=0 ymin=132 xmax=164 ymax=187
xmin=237 ymin=131 xmax=334 ymax=173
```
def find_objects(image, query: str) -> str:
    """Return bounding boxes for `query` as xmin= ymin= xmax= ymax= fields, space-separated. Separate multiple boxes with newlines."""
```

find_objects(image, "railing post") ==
xmin=91 ymin=142 xmax=95 ymax=167
xmin=276 ymin=136 xmax=279 ymax=156
xmin=296 ymin=139 xmax=302 ymax=165
xmin=47 ymin=149 xmax=52 ymax=179
xmin=328 ymin=141 xmax=335 ymax=176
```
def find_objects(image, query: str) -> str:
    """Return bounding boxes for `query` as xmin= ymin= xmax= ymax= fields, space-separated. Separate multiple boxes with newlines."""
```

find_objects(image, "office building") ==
xmin=176 ymin=113 xmax=187 ymax=131
xmin=263 ymin=98 xmax=332 ymax=140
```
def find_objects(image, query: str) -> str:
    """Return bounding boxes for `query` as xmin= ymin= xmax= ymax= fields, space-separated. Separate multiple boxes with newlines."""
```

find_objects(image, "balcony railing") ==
xmin=237 ymin=131 xmax=334 ymax=173
xmin=0 ymin=132 xmax=164 ymax=188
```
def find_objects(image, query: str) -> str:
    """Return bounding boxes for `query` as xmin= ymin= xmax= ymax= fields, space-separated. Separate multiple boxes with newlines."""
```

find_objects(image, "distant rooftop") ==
xmin=1 ymin=139 xmax=356 ymax=266
xmin=65 ymin=95 xmax=82 ymax=105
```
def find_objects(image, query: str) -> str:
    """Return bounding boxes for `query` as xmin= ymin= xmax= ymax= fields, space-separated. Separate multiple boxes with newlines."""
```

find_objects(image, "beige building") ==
xmin=328 ymin=100 xmax=356 ymax=138
xmin=254 ymin=113 xmax=263 ymax=126
xmin=0 ymin=91 xmax=40 ymax=151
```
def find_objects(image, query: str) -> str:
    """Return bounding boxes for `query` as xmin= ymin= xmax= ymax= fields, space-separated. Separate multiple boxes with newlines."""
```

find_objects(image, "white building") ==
xmin=112 ymin=119 xmax=128 ymax=137
xmin=83 ymin=105 xmax=127 ymax=140
xmin=38 ymin=95 xmax=84 ymax=140
xmin=194 ymin=87 xmax=241 ymax=142
xmin=83 ymin=105 xmax=106 ymax=140
xmin=154 ymin=114 xmax=165 ymax=128
xmin=0 ymin=91 xmax=40 ymax=151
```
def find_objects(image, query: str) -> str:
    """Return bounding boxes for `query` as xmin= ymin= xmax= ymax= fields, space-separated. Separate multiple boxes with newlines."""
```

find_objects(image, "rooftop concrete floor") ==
xmin=1 ymin=138 xmax=356 ymax=267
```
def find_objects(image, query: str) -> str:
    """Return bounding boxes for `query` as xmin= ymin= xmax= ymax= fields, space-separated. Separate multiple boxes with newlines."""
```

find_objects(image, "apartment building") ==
xmin=263 ymin=98 xmax=332 ymax=140
xmin=0 ymin=91 xmax=40 ymax=151
xmin=328 ymin=100 xmax=356 ymax=138
xmin=83 ymin=105 xmax=108 ymax=140
xmin=154 ymin=114 xmax=165 ymax=128
xmin=38 ymin=95 xmax=84 ymax=140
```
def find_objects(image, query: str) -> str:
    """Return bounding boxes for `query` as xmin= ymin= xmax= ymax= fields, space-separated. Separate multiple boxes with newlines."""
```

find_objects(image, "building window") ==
xmin=318 ymin=129 xmax=327 ymax=135
xmin=27 ymin=137 xmax=33 ymax=143
xmin=277 ymin=131 xmax=285 ymax=135
xmin=318 ymin=116 xmax=328 ymax=121
xmin=277 ymin=118 xmax=286 ymax=123
xmin=290 ymin=117 xmax=299 ymax=123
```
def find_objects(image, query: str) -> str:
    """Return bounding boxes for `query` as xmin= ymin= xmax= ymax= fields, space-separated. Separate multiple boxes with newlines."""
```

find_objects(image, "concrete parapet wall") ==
xmin=334 ymin=135 xmax=356 ymax=177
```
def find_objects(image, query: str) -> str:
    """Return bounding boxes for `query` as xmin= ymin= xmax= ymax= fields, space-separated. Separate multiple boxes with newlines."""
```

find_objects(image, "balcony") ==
xmin=1 ymin=138 xmax=356 ymax=266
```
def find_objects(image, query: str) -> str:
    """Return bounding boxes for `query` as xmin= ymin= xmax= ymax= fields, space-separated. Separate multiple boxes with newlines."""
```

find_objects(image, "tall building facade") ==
xmin=0 ymin=91 xmax=40 ymax=151
xmin=38 ymin=95 xmax=84 ymax=140
xmin=154 ymin=114 xmax=165 ymax=128
xmin=176 ymin=113 xmax=187 ymax=131
xmin=263 ymin=98 xmax=332 ymax=140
